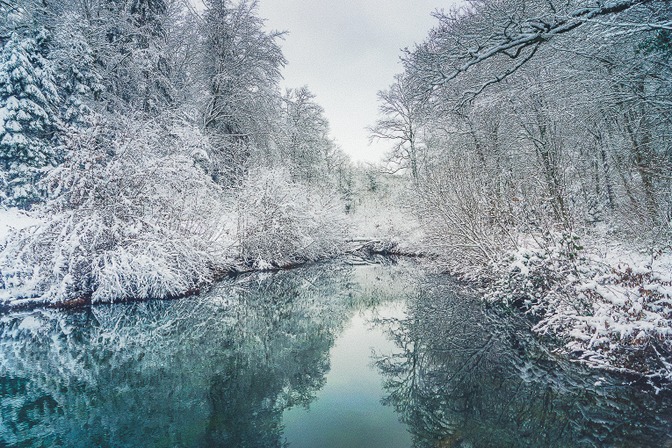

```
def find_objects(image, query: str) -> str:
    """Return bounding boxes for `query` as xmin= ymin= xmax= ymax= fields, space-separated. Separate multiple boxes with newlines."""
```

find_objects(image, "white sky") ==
xmin=256 ymin=1 xmax=462 ymax=164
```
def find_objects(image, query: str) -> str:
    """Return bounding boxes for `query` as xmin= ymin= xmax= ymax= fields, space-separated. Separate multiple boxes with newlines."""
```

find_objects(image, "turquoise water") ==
xmin=0 ymin=261 xmax=671 ymax=447
xmin=282 ymin=301 xmax=411 ymax=448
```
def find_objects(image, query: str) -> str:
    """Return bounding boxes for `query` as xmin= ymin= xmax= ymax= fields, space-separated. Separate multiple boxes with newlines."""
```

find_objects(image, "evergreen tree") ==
xmin=0 ymin=30 xmax=60 ymax=208
xmin=51 ymin=14 xmax=104 ymax=128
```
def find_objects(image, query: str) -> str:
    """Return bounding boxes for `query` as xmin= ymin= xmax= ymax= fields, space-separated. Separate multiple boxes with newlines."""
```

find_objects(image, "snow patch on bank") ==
xmin=0 ymin=207 xmax=42 ymax=244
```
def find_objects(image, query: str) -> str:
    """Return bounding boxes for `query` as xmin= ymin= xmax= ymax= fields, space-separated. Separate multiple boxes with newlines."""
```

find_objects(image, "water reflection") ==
xmin=282 ymin=300 xmax=411 ymax=448
xmin=374 ymin=276 xmax=672 ymax=448
xmin=1 ymin=261 xmax=671 ymax=448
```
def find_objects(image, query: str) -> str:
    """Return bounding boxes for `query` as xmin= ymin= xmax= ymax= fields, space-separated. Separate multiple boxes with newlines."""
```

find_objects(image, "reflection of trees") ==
xmin=376 ymin=278 xmax=672 ymax=448
xmin=0 ymin=264 xmax=355 ymax=447
xmin=7 ymin=261 xmax=668 ymax=448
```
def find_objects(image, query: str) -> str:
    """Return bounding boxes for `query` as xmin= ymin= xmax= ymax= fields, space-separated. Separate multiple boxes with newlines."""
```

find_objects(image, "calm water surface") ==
xmin=0 ymin=261 xmax=671 ymax=447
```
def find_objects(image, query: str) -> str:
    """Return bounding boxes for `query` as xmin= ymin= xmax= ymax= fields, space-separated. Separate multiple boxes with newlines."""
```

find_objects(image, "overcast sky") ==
xmin=255 ymin=1 xmax=462 ymax=164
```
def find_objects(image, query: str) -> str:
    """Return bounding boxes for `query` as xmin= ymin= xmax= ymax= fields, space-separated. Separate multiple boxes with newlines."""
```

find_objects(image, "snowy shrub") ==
xmin=235 ymin=167 xmax=348 ymax=267
xmin=0 ymin=118 xmax=236 ymax=305
xmin=1 ymin=210 xmax=223 ymax=304
xmin=556 ymin=261 xmax=672 ymax=379
xmin=486 ymin=233 xmax=586 ymax=311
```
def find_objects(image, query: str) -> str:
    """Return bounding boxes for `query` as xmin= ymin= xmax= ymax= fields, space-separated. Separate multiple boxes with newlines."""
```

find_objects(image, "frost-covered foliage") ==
xmin=369 ymin=0 xmax=672 ymax=378
xmin=0 ymin=206 xmax=41 ymax=246
xmin=278 ymin=87 xmax=342 ymax=185
xmin=413 ymin=155 xmax=520 ymax=268
xmin=375 ymin=0 xmax=672 ymax=256
xmin=563 ymin=262 xmax=672 ymax=380
xmin=235 ymin=168 xmax=348 ymax=268
xmin=0 ymin=112 xmax=352 ymax=306
xmin=200 ymin=0 xmax=286 ymax=184
xmin=486 ymin=236 xmax=672 ymax=380
xmin=485 ymin=233 xmax=586 ymax=307
xmin=49 ymin=13 xmax=103 ymax=126
xmin=0 ymin=118 xmax=235 ymax=305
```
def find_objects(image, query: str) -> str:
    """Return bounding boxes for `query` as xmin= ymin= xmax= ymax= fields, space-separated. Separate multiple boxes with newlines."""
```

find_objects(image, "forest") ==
xmin=0 ymin=0 xmax=354 ymax=306
xmin=0 ymin=0 xmax=671 ymax=379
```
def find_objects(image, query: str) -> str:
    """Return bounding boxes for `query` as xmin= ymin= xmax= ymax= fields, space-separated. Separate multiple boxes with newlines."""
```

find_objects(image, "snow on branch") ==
xmin=414 ymin=0 xmax=657 ymax=94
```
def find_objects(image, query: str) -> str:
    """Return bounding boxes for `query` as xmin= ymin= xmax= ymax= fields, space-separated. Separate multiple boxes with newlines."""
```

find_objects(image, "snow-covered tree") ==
xmin=76 ymin=0 xmax=174 ymax=115
xmin=279 ymin=86 xmax=337 ymax=184
xmin=370 ymin=74 xmax=425 ymax=182
xmin=371 ymin=0 xmax=672 ymax=267
xmin=49 ymin=13 xmax=104 ymax=127
xmin=0 ymin=0 xmax=352 ymax=307
xmin=1 ymin=115 xmax=235 ymax=304
xmin=235 ymin=167 xmax=347 ymax=267
xmin=200 ymin=0 xmax=286 ymax=185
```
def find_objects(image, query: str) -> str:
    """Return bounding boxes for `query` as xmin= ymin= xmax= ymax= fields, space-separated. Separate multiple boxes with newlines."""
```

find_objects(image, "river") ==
xmin=0 ymin=260 xmax=670 ymax=447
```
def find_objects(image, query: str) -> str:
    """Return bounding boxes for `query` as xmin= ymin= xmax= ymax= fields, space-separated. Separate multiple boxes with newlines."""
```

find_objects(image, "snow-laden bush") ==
xmin=235 ymin=167 xmax=348 ymax=268
xmin=486 ymin=235 xmax=672 ymax=380
xmin=486 ymin=233 xmax=587 ymax=311
xmin=562 ymin=263 xmax=672 ymax=379
xmin=0 ymin=211 xmax=219 ymax=303
xmin=0 ymin=117 xmax=235 ymax=305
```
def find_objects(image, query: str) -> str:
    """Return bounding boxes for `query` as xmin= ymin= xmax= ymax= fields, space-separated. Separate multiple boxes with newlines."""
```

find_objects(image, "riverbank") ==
xmin=0 ymin=203 xmax=411 ymax=312
xmin=0 ymin=241 xmax=418 ymax=313
xmin=355 ymin=180 xmax=672 ymax=383
xmin=0 ymin=167 xmax=352 ymax=311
